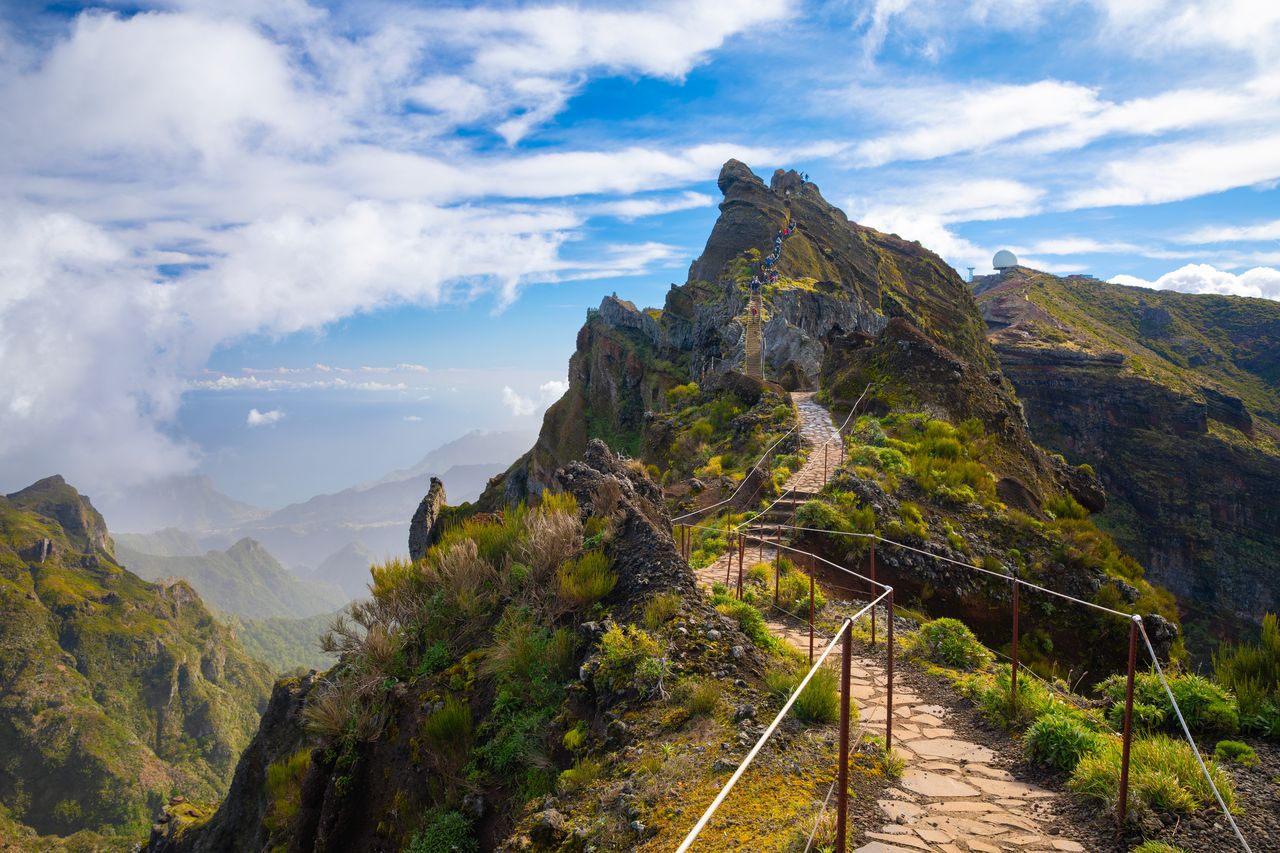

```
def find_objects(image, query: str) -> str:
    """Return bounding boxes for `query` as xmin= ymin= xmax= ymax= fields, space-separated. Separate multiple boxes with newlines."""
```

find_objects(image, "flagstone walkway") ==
xmin=690 ymin=396 xmax=1087 ymax=852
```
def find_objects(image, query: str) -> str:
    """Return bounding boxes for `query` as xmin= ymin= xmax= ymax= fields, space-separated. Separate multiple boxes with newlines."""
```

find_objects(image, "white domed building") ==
xmin=993 ymin=249 xmax=1018 ymax=272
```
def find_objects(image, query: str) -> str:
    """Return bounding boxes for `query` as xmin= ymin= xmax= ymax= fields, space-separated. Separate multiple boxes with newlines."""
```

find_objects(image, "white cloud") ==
xmin=1067 ymin=132 xmax=1280 ymax=208
xmin=1178 ymin=218 xmax=1280 ymax=244
xmin=503 ymin=379 xmax=569 ymax=417
xmin=1012 ymin=238 xmax=1144 ymax=255
xmin=403 ymin=415 xmax=422 ymax=422
xmin=540 ymin=379 xmax=569 ymax=399
xmin=1109 ymin=263 xmax=1280 ymax=300
xmin=502 ymin=386 xmax=536 ymax=416
xmin=588 ymin=191 xmax=714 ymax=220
xmin=246 ymin=407 xmax=285 ymax=426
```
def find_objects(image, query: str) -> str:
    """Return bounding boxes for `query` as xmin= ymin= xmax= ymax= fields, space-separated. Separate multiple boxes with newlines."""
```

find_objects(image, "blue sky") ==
xmin=2 ymin=0 xmax=1279 ymax=505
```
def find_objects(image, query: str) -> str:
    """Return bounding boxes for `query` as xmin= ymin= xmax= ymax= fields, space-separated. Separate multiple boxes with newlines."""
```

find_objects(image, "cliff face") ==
xmin=484 ymin=161 xmax=1040 ymax=508
xmin=0 ymin=476 xmax=273 ymax=844
xmin=974 ymin=270 xmax=1280 ymax=647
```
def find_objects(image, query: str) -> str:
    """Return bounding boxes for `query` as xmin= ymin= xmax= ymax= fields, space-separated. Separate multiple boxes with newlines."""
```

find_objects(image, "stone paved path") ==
xmin=692 ymin=397 xmax=1084 ymax=852
xmin=785 ymin=391 xmax=843 ymax=495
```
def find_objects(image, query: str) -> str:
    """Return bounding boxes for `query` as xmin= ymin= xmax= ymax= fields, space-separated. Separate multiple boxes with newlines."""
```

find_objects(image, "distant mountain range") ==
xmin=95 ymin=429 xmax=535 ymax=605
xmin=115 ymin=533 xmax=347 ymax=620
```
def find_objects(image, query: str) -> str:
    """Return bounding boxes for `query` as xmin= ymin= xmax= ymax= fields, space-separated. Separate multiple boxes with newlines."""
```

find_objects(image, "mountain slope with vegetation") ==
xmin=116 ymin=536 xmax=347 ymax=620
xmin=0 ymin=476 xmax=273 ymax=847
xmin=974 ymin=269 xmax=1280 ymax=650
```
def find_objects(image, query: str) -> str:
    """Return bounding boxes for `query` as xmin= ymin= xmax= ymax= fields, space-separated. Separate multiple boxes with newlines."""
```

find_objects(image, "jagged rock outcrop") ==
xmin=975 ymin=269 xmax=1280 ymax=647
xmin=146 ymin=443 xmax=767 ymax=853
xmin=408 ymin=476 xmax=447 ymax=560
xmin=481 ymin=161 xmax=1029 ymax=508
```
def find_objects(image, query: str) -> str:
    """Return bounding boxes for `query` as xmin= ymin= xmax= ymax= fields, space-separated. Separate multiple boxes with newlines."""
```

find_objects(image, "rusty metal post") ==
xmin=886 ymin=587 xmax=894 ymax=750
xmin=774 ymin=542 xmax=780 ymax=606
xmin=1011 ymin=581 xmax=1020 ymax=713
xmin=823 ymin=443 xmax=828 ymax=484
xmin=1119 ymin=619 xmax=1139 ymax=822
xmin=869 ymin=540 xmax=877 ymax=646
xmin=725 ymin=531 xmax=733 ymax=586
xmin=836 ymin=623 xmax=852 ymax=852
xmin=809 ymin=559 xmax=815 ymax=663
xmin=736 ymin=534 xmax=745 ymax=600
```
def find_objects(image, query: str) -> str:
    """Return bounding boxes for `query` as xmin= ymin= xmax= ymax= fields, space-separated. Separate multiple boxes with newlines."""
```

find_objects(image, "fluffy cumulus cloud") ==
xmin=0 ymin=1 xmax=782 ymax=492
xmin=1110 ymin=264 xmax=1280 ymax=300
xmin=502 ymin=380 xmax=569 ymax=417
xmin=246 ymin=407 xmax=285 ymax=427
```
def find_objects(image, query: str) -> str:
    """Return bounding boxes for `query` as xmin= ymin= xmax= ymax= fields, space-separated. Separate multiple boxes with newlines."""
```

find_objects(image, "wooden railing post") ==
xmin=724 ymin=531 xmax=733 ymax=587
xmin=836 ymin=623 xmax=852 ymax=853
xmin=1119 ymin=618 xmax=1139 ymax=822
xmin=773 ymin=542 xmax=780 ymax=606
xmin=808 ymin=560 xmax=815 ymax=664
xmin=886 ymin=587 xmax=894 ymax=750
xmin=736 ymin=534 xmax=745 ymax=600
xmin=1011 ymin=580 xmax=1020 ymax=714
xmin=869 ymin=540 xmax=877 ymax=646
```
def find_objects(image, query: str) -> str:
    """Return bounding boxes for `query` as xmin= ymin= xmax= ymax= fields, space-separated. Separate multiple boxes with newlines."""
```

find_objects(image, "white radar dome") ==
xmin=993 ymin=250 xmax=1018 ymax=270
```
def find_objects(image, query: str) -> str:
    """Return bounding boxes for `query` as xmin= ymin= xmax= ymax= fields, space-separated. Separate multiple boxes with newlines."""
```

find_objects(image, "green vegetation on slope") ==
xmin=0 ymin=477 xmax=272 ymax=843
xmin=116 ymin=537 xmax=347 ymax=620
xmin=229 ymin=610 xmax=338 ymax=674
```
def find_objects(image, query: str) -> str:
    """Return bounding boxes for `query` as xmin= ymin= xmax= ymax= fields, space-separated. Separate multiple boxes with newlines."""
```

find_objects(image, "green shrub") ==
xmin=264 ymin=748 xmax=310 ymax=834
xmin=1213 ymin=739 xmax=1258 ymax=767
xmin=777 ymin=570 xmax=825 ymax=615
xmin=1024 ymin=711 xmax=1105 ymax=772
xmin=596 ymin=625 xmax=665 ymax=695
xmin=907 ymin=618 xmax=993 ymax=670
xmin=1069 ymin=734 xmax=1234 ymax=814
xmin=746 ymin=561 xmax=772 ymax=586
xmin=642 ymin=592 xmax=682 ymax=630
xmin=406 ymin=810 xmax=478 ymax=853
xmin=678 ymin=679 xmax=722 ymax=718
xmin=557 ymin=550 xmax=617 ymax=607
xmin=558 ymin=757 xmax=604 ymax=793
xmin=1107 ymin=701 xmax=1166 ymax=733
xmin=766 ymin=666 xmax=842 ymax=725
xmin=1131 ymin=843 xmax=1190 ymax=853
xmin=562 ymin=721 xmax=588 ymax=752
xmin=1098 ymin=671 xmax=1239 ymax=736
xmin=1046 ymin=494 xmax=1089 ymax=520
xmin=958 ymin=666 xmax=1056 ymax=729
xmin=1214 ymin=613 xmax=1280 ymax=737
xmin=715 ymin=599 xmax=777 ymax=651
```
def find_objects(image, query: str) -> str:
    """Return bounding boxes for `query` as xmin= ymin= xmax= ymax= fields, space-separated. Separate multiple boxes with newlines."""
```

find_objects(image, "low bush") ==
xmin=746 ymin=561 xmax=772 ymax=587
xmin=595 ymin=624 xmax=665 ymax=696
xmin=642 ymin=591 xmax=682 ymax=630
xmin=406 ymin=810 xmax=478 ymax=853
xmin=1097 ymin=671 xmax=1239 ymax=736
xmin=1069 ymin=734 xmax=1234 ymax=814
xmin=765 ymin=665 xmax=842 ymax=725
xmin=1046 ymin=494 xmax=1089 ymax=520
xmin=777 ymin=570 xmax=826 ymax=614
xmin=715 ymin=598 xmax=777 ymax=651
xmin=958 ymin=666 xmax=1057 ymax=729
xmin=264 ymin=748 xmax=310 ymax=834
xmin=1213 ymin=739 xmax=1258 ymax=767
xmin=562 ymin=721 xmax=588 ymax=752
xmin=1024 ymin=711 xmax=1105 ymax=772
xmin=678 ymin=679 xmax=722 ymax=718
xmin=907 ymin=618 xmax=993 ymax=670
xmin=1213 ymin=613 xmax=1280 ymax=737
xmin=1130 ymin=843 xmax=1189 ymax=853
xmin=558 ymin=757 xmax=604 ymax=793
xmin=557 ymin=550 xmax=617 ymax=607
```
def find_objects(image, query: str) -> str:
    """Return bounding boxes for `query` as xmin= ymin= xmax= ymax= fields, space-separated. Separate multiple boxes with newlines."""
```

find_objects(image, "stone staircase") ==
xmin=744 ymin=291 xmax=764 ymax=379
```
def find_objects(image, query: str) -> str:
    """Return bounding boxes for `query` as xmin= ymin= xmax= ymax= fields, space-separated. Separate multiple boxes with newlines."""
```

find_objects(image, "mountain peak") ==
xmin=6 ymin=474 xmax=113 ymax=555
